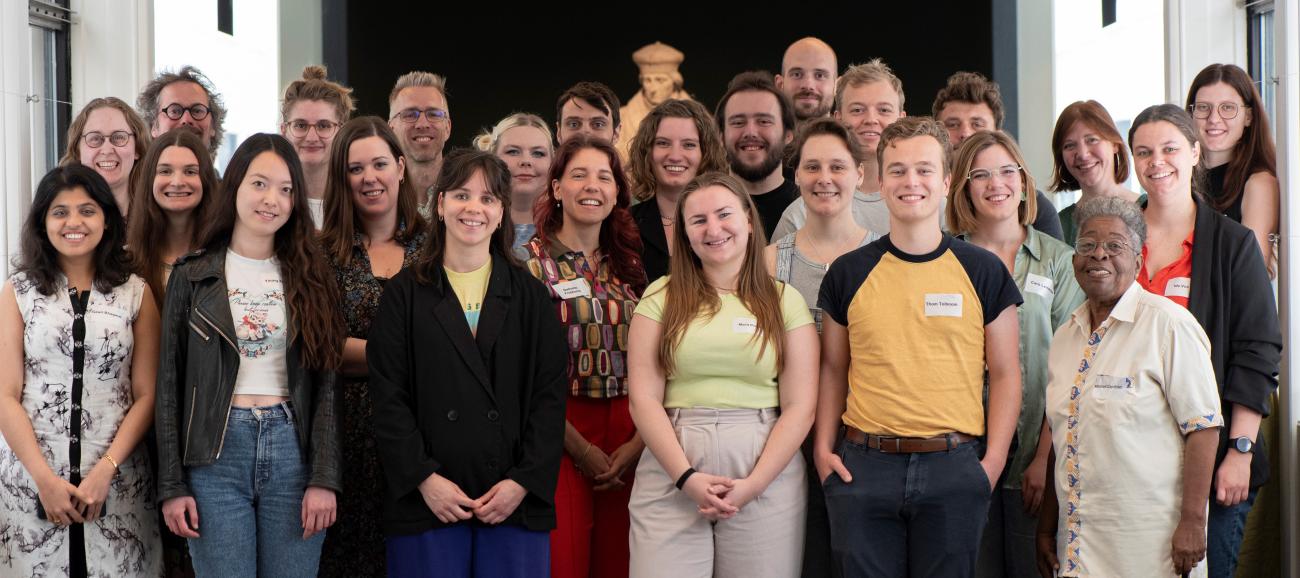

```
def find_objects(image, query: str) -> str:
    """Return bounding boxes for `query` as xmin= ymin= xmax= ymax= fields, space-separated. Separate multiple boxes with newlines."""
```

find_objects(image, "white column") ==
xmin=1164 ymin=0 xmax=1248 ymax=103
xmin=70 ymin=0 xmax=154 ymax=109
xmin=0 ymin=0 xmax=34 ymax=279
xmin=1276 ymin=0 xmax=1300 ymax=573
xmin=278 ymin=0 xmax=322 ymax=92
xmin=1016 ymin=0 xmax=1055 ymax=184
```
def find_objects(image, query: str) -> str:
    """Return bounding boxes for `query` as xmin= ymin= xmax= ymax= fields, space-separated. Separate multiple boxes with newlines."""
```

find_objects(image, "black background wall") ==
xmin=333 ymin=1 xmax=995 ymax=148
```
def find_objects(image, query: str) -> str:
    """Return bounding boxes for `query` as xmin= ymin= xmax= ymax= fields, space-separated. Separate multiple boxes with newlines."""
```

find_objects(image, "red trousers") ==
xmin=550 ymin=395 xmax=635 ymax=578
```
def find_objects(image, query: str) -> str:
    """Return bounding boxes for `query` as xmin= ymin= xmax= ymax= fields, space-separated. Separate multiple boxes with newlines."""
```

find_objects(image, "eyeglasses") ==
xmin=391 ymin=108 xmax=449 ymax=124
xmin=286 ymin=119 xmax=339 ymax=139
xmin=1075 ymin=238 xmax=1132 ymax=256
xmin=161 ymin=103 xmax=211 ymax=121
xmin=967 ymin=165 xmax=1024 ymax=184
xmin=1188 ymin=101 xmax=1248 ymax=120
xmin=81 ymin=130 xmax=133 ymax=148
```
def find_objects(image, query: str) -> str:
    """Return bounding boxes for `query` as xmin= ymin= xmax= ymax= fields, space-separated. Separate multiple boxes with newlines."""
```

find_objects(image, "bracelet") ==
xmin=675 ymin=468 xmax=697 ymax=491
xmin=578 ymin=441 xmax=593 ymax=462
xmin=103 ymin=453 xmax=119 ymax=471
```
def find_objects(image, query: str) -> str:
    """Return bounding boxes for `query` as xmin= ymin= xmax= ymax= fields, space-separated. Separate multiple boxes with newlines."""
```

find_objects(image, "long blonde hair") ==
xmin=655 ymin=172 xmax=785 ymax=376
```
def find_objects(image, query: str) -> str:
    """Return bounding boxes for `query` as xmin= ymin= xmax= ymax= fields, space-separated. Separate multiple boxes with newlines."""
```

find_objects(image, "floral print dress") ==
xmin=0 ymin=273 xmax=161 ymax=578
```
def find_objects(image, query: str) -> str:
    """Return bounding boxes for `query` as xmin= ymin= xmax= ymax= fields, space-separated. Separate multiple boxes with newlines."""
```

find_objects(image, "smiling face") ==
xmin=881 ymin=135 xmax=950 ymax=224
xmin=154 ymin=81 xmax=214 ymax=146
xmin=78 ymin=107 xmax=137 ymax=192
xmin=389 ymin=86 xmax=451 ymax=164
xmin=1131 ymin=120 xmax=1199 ymax=202
xmin=651 ymin=117 xmax=702 ymax=193
xmin=1060 ymin=120 xmax=1120 ymax=190
xmin=347 ymin=136 xmax=405 ymax=221
xmin=777 ymin=42 xmax=837 ymax=120
xmin=967 ymin=144 xmax=1024 ymax=223
xmin=232 ymin=151 xmax=294 ymax=241
xmin=723 ymin=90 xmax=790 ymax=182
xmin=835 ymin=80 xmax=903 ymax=153
xmin=1073 ymin=215 xmax=1139 ymax=304
xmin=283 ymin=99 xmax=341 ymax=170
xmin=938 ymin=101 xmax=996 ymax=146
xmin=45 ymin=186 xmax=106 ymax=262
xmin=796 ymin=134 xmax=862 ymax=218
xmin=152 ymin=145 xmax=204 ymax=216
xmin=1193 ymin=81 xmax=1251 ymax=156
xmin=495 ymin=125 xmax=552 ymax=200
xmin=552 ymin=147 xmax=617 ymax=229
xmin=438 ymin=168 xmax=504 ymax=252
xmin=682 ymin=184 xmax=752 ymax=269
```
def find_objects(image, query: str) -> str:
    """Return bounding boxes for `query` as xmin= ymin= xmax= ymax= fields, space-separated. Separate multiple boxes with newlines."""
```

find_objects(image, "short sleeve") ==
xmin=779 ymin=282 xmax=814 ymax=331
xmin=818 ymin=255 xmax=853 ymax=326
xmin=635 ymin=276 xmax=670 ymax=322
xmin=1162 ymin=313 xmax=1225 ymax=434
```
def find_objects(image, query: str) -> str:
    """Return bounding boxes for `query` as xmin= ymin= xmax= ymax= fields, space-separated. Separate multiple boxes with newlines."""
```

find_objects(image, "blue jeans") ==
xmin=824 ymin=438 xmax=991 ymax=578
xmin=187 ymin=403 xmax=325 ymax=578
xmin=387 ymin=524 xmax=549 ymax=578
xmin=1207 ymin=487 xmax=1258 ymax=578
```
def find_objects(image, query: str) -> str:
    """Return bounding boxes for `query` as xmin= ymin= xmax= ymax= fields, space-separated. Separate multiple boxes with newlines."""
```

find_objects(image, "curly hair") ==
xmin=626 ymin=99 xmax=727 ymax=201
xmin=136 ymin=65 xmax=226 ymax=154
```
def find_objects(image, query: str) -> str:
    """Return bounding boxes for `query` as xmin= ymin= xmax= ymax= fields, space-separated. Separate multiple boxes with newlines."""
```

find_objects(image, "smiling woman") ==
xmin=61 ymin=98 xmax=150 ymax=216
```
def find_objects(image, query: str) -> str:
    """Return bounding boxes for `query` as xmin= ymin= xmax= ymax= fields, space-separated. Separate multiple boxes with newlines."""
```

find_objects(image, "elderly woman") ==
xmin=1035 ymin=196 xmax=1222 ymax=577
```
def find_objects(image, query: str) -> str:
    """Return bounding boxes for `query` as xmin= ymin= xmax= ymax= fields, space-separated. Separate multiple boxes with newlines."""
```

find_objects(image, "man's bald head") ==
xmin=776 ymin=37 xmax=838 ymax=121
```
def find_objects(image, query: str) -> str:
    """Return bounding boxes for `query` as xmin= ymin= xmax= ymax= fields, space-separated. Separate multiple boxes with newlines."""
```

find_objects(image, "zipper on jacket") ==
xmin=182 ymin=385 xmax=198 ymax=462
xmin=194 ymin=307 xmax=237 ymax=350
xmin=193 ymin=306 xmax=237 ymax=461
xmin=188 ymin=318 xmax=210 ymax=341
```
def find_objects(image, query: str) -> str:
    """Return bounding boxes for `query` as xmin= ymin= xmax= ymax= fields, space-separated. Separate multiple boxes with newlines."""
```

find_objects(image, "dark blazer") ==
xmin=367 ymin=252 xmax=568 ymax=536
xmin=1185 ymin=200 xmax=1282 ymax=488
xmin=155 ymin=248 xmax=342 ymax=503
xmin=630 ymin=200 xmax=670 ymax=283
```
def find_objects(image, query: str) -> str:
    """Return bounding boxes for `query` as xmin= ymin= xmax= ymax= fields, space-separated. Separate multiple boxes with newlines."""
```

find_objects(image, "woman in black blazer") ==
xmin=1131 ymin=104 xmax=1281 ymax=578
xmin=367 ymin=149 xmax=568 ymax=578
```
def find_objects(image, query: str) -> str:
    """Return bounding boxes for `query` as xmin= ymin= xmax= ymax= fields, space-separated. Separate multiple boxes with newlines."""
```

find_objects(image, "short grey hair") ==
xmin=388 ymin=71 xmax=448 ymax=112
xmin=1073 ymin=195 xmax=1146 ymax=249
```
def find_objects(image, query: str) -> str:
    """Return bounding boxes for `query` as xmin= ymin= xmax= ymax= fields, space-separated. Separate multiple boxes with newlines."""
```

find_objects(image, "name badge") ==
xmin=1092 ymin=374 xmax=1135 ymax=399
xmin=733 ymin=317 xmax=758 ymax=334
xmin=924 ymin=293 xmax=963 ymax=317
xmin=1025 ymin=273 xmax=1054 ymax=298
xmin=553 ymin=278 xmax=591 ymax=299
xmin=1165 ymin=277 xmax=1191 ymax=298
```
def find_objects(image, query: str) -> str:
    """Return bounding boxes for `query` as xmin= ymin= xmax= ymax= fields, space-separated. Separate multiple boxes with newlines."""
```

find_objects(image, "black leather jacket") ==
xmin=155 ymin=248 xmax=342 ymax=503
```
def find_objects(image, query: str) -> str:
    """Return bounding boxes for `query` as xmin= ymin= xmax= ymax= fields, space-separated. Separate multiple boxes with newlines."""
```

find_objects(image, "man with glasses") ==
xmin=137 ymin=65 xmax=226 ymax=157
xmin=388 ymin=71 xmax=452 ymax=216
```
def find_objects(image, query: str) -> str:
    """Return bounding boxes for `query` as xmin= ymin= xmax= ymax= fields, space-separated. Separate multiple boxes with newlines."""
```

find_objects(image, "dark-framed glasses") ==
xmin=161 ymin=103 xmax=211 ymax=121
xmin=391 ymin=108 xmax=449 ymax=124
xmin=81 ymin=130 xmax=133 ymax=148
xmin=1188 ymin=101 xmax=1248 ymax=120
xmin=286 ymin=119 xmax=339 ymax=139
xmin=1075 ymin=238 xmax=1132 ymax=256
xmin=967 ymin=165 xmax=1024 ymax=184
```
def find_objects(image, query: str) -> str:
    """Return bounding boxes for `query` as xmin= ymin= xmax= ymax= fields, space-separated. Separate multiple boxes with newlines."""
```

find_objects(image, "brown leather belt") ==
xmin=843 ymin=426 xmax=976 ymax=453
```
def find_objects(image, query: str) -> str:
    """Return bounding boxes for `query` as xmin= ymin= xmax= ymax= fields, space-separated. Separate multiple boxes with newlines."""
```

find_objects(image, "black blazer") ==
xmin=367 ymin=252 xmax=568 ymax=536
xmin=1185 ymin=200 xmax=1282 ymax=489
xmin=630 ymin=200 xmax=670 ymax=283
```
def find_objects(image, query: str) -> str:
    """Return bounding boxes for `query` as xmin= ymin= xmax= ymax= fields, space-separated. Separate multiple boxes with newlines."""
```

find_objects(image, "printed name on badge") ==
xmin=924 ymin=293 xmax=963 ymax=317
xmin=733 ymin=317 xmax=758 ymax=334
xmin=553 ymin=278 xmax=591 ymax=299
xmin=1165 ymin=277 xmax=1191 ymax=298
xmin=1092 ymin=374 xmax=1135 ymax=399
xmin=1025 ymin=273 xmax=1055 ymax=298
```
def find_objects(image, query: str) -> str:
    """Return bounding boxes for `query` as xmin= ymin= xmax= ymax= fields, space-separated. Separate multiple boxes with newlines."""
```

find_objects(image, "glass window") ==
xmin=27 ymin=0 xmax=71 ymax=179
xmin=1248 ymin=2 xmax=1276 ymax=137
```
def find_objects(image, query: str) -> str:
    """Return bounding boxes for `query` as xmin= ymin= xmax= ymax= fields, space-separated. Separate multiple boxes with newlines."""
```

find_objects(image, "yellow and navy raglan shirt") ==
xmin=818 ymin=234 xmax=1023 ymax=438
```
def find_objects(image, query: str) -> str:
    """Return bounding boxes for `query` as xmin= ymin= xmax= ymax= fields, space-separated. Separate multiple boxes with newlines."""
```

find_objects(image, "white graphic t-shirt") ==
xmin=226 ymin=249 xmax=290 ymax=397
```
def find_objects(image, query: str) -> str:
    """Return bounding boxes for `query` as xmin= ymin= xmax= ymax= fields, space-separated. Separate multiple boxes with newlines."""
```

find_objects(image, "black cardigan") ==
xmin=367 ymin=252 xmax=569 ymax=536
xmin=630 ymin=199 xmax=670 ymax=283
xmin=1184 ymin=200 xmax=1282 ymax=489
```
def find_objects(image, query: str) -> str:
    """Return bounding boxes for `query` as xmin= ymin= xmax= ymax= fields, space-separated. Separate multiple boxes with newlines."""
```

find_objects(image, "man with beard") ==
xmin=775 ymin=37 xmax=838 ymax=123
xmin=933 ymin=71 xmax=1064 ymax=240
xmin=715 ymin=71 xmax=798 ymax=240
xmin=388 ymin=71 xmax=452 ymax=218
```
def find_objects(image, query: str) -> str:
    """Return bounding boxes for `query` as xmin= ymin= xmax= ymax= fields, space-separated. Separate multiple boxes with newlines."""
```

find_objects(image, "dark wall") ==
xmin=339 ymin=2 xmax=994 ymax=147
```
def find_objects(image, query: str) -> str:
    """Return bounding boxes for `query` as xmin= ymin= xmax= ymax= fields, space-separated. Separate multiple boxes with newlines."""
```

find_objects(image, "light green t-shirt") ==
xmin=635 ymin=276 xmax=813 ymax=409
xmin=445 ymin=260 xmax=492 ymax=334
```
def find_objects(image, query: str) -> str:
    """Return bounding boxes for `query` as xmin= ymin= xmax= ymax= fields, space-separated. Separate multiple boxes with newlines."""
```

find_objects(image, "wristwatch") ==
xmin=1231 ymin=436 xmax=1254 ymax=453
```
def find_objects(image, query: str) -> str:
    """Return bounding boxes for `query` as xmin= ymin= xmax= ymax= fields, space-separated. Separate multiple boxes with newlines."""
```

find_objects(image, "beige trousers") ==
xmin=628 ymin=408 xmax=807 ymax=578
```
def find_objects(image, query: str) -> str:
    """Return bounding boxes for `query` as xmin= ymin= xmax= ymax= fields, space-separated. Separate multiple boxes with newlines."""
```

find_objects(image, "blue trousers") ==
xmin=1207 ymin=487 xmax=1259 ymax=578
xmin=387 ymin=523 xmax=549 ymax=578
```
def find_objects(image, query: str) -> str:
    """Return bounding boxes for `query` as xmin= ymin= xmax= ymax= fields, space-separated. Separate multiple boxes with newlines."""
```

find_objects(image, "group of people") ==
xmin=0 ymin=34 xmax=1282 ymax=578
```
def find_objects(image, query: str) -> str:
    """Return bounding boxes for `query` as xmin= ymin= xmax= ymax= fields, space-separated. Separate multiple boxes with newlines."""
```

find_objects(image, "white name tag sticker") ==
xmin=1165 ymin=277 xmax=1191 ymax=298
xmin=553 ymin=278 xmax=591 ymax=299
xmin=1092 ymin=374 xmax=1135 ymax=399
xmin=733 ymin=317 xmax=758 ymax=334
xmin=1025 ymin=273 xmax=1055 ymax=298
xmin=924 ymin=293 xmax=963 ymax=317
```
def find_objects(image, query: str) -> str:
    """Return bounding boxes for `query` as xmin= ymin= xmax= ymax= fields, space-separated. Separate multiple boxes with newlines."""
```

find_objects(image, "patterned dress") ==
xmin=318 ymin=230 xmax=424 ymax=578
xmin=0 ymin=273 xmax=161 ymax=578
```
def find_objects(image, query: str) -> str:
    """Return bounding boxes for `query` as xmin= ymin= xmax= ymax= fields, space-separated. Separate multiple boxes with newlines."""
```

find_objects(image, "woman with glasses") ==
xmin=1036 ymin=196 xmax=1222 ymax=578
xmin=1131 ymin=104 xmax=1281 ymax=578
xmin=61 ymin=98 xmax=150 ymax=215
xmin=945 ymin=131 xmax=1083 ymax=578
xmin=1048 ymin=100 xmax=1142 ymax=244
xmin=281 ymin=65 xmax=356 ymax=228
xmin=1185 ymin=64 xmax=1279 ymax=279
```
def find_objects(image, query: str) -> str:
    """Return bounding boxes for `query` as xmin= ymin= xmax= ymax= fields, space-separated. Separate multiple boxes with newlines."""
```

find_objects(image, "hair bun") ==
xmin=302 ymin=65 xmax=328 ymax=81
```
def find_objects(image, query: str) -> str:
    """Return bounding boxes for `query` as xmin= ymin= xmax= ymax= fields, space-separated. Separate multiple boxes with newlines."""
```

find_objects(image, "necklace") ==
xmin=799 ymin=230 xmax=860 ymax=272
xmin=660 ymin=215 xmax=674 ymax=227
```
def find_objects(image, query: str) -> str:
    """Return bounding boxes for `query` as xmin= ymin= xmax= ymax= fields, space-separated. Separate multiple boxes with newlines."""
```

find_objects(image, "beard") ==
xmin=729 ymin=144 xmax=784 ymax=182
xmin=793 ymin=95 xmax=832 ymax=121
